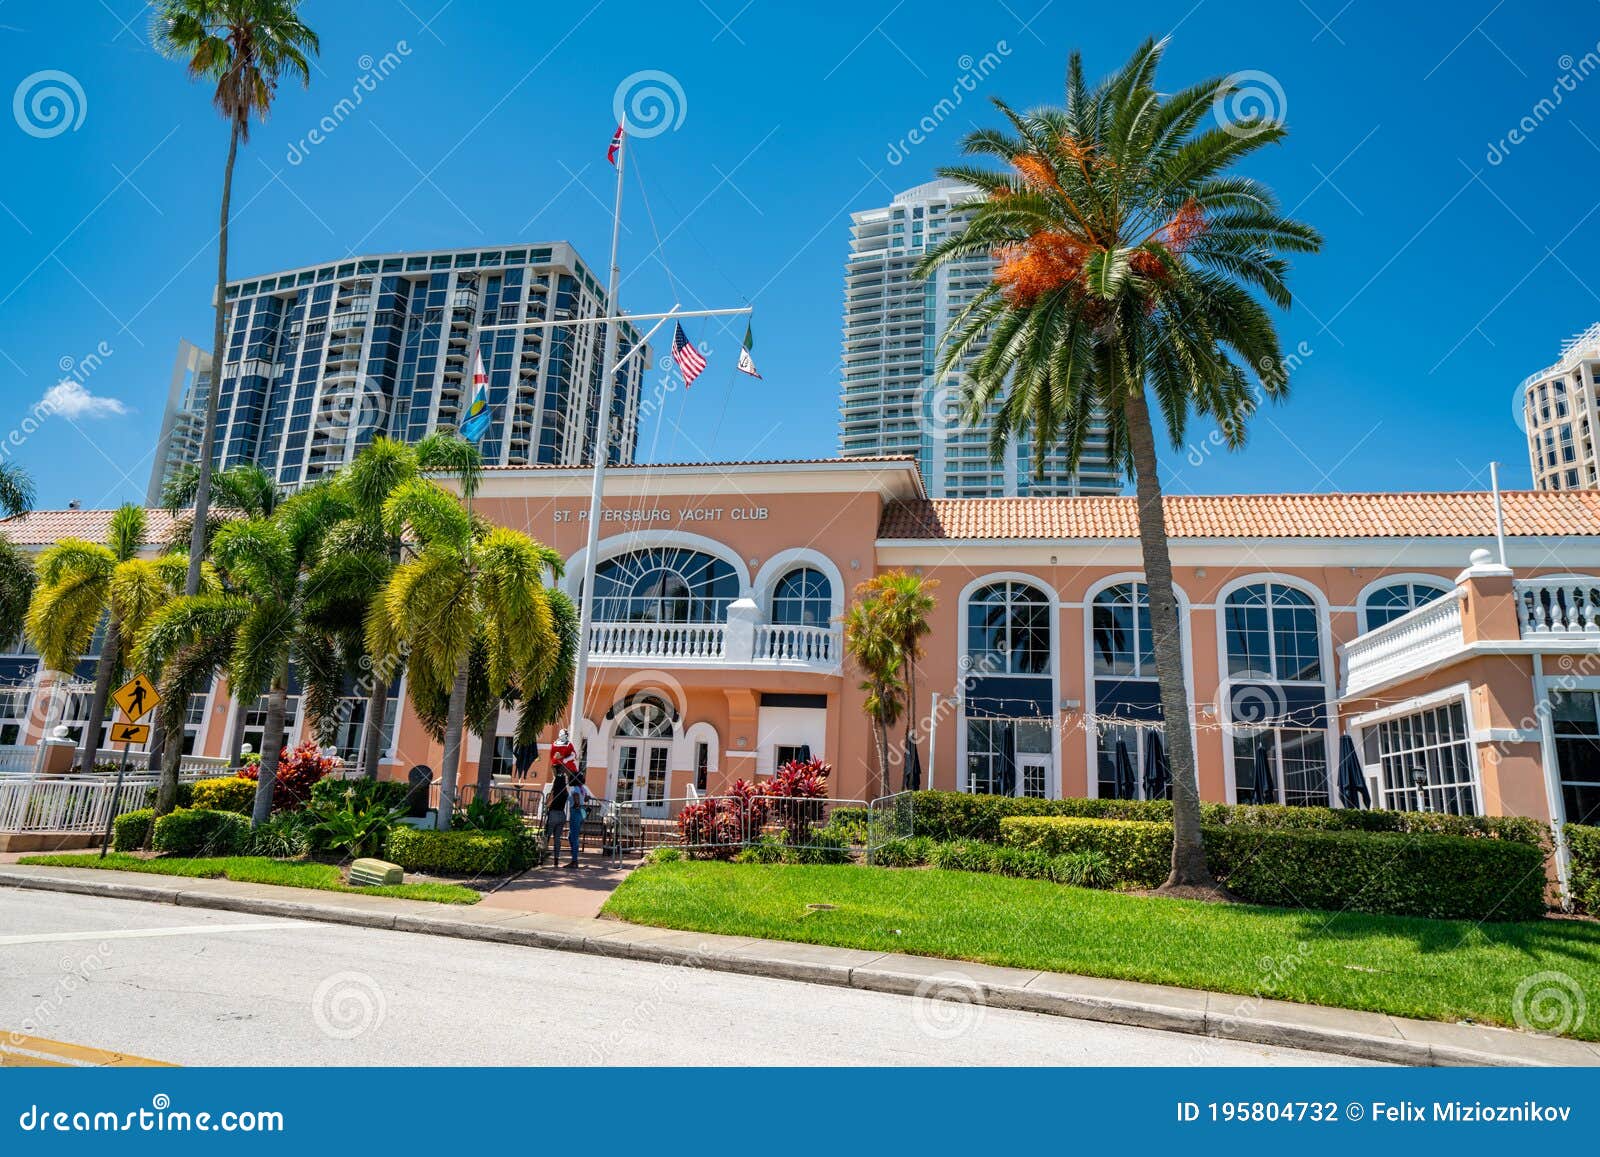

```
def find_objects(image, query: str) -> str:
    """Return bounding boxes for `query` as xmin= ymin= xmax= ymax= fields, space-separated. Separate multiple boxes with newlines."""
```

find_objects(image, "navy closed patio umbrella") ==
xmin=1114 ymin=739 xmax=1137 ymax=800
xmin=1252 ymin=743 xmax=1277 ymax=806
xmin=1337 ymin=734 xmax=1371 ymax=809
xmin=903 ymin=740 xmax=923 ymax=792
xmin=1142 ymin=732 xmax=1170 ymax=800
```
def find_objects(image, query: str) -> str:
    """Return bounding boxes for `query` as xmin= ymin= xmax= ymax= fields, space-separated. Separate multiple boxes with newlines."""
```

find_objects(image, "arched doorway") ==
xmin=610 ymin=698 xmax=674 ymax=817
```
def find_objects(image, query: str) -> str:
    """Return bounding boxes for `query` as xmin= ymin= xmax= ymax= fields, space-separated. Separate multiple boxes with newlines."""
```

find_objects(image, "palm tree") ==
xmin=917 ymin=40 xmax=1321 ymax=894
xmin=140 ymin=483 xmax=347 ymax=821
xmin=151 ymin=0 xmax=318 ymax=597
xmin=24 ymin=506 xmax=190 ymax=774
xmin=857 ymin=570 xmax=937 ymax=787
xmin=366 ymin=478 xmax=564 ymax=829
xmin=0 ymin=461 xmax=37 ymax=654
xmin=303 ymin=435 xmax=484 ymax=781
xmin=843 ymin=595 xmax=905 ymax=799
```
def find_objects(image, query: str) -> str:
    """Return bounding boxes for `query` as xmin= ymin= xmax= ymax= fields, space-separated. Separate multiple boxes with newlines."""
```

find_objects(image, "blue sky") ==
xmin=2 ymin=0 xmax=1598 ymax=510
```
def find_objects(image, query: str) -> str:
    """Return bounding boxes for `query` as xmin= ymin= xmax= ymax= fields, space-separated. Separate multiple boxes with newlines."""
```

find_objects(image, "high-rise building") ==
xmin=146 ymin=338 xmax=212 ymax=504
xmin=1524 ymin=322 xmax=1600 ymax=491
xmin=838 ymin=179 xmax=1119 ymax=498
xmin=204 ymin=243 xmax=648 ymax=487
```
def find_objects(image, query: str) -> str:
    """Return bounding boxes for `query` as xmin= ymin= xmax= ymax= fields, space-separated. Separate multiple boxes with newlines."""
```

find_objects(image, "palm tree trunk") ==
xmin=357 ymin=675 xmax=387 ymax=781
xmin=79 ymin=612 xmax=119 ymax=775
xmin=1124 ymin=391 xmax=1220 ymax=894
xmin=875 ymin=714 xmax=891 ymax=800
xmin=250 ymin=669 xmax=290 ymax=826
xmin=436 ymin=652 xmax=470 ymax=831
xmin=154 ymin=698 xmax=186 ymax=817
xmin=222 ymin=693 xmax=246 ymax=768
xmin=184 ymin=116 xmax=241 ymax=598
xmin=902 ymin=649 xmax=918 ymax=791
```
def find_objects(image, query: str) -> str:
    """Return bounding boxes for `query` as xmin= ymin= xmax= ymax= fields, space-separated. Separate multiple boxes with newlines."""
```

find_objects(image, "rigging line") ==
xmin=629 ymin=148 xmax=684 ymax=308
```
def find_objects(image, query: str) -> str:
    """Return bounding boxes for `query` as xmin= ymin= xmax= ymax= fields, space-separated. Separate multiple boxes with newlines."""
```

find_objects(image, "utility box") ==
xmin=349 ymin=858 xmax=404 ymax=887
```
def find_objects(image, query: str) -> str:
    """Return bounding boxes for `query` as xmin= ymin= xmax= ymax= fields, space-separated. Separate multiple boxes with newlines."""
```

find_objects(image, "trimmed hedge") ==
xmin=151 ymin=807 xmax=251 ymax=856
xmin=191 ymin=776 xmax=257 ymax=815
xmin=112 ymin=808 xmax=153 ymax=852
xmin=906 ymin=790 xmax=1547 ymax=847
xmin=384 ymin=826 xmax=539 ymax=875
xmin=1568 ymin=824 xmax=1600 ymax=914
xmin=309 ymin=777 xmax=412 ymax=813
xmin=998 ymin=816 xmax=1548 ymax=921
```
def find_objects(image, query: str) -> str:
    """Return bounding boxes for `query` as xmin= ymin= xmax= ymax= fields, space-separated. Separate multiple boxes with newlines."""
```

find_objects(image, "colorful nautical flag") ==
xmin=671 ymin=323 xmax=707 ymax=387
xmin=607 ymin=124 xmax=624 ymax=165
xmin=460 ymin=350 xmax=492 ymax=443
xmin=736 ymin=323 xmax=761 ymax=379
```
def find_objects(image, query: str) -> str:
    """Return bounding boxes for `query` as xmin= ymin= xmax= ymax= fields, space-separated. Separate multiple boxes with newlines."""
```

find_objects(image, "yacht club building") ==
xmin=5 ymin=458 xmax=1599 ymax=835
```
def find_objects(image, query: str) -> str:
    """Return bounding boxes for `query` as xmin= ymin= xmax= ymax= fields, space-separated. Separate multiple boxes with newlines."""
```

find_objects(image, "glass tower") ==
xmin=839 ymin=179 xmax=1120 ymax=497
xmin=191 ymin=243 xmax=647 ymax=487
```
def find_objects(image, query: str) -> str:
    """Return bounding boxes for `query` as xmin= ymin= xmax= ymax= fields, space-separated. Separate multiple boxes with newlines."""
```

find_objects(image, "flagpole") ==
xmin=567 ymin=124 xmax=629 ymax=763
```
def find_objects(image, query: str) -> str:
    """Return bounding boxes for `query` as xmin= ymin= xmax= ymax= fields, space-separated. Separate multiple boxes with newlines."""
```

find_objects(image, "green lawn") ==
xmin=603 ymin=861 xmax=1600 ymax=1039
xmin=19 ymin=853 xmax=481 ymax=905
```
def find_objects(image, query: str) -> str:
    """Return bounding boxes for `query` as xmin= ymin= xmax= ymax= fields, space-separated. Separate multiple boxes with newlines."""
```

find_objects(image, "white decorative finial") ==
xmin=1468 ymin=548 xmax=1493 ymax=567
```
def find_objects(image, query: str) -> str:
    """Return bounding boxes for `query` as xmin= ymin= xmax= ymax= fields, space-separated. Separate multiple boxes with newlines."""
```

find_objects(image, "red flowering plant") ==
xmin=237 ymin=741 xmax=338 ymax=811
xmin=676 ymin=778 xmax=771 ymax=859
xmin=762 ymin=757 xmax=831 ymax=847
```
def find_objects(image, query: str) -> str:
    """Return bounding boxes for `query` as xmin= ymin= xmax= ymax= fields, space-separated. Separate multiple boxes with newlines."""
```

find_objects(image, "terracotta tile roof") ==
xmin=480 ymin=455 xmax=921 ymax=472
xmin=0 ymin=508 xmax=185 ymax=549
xmin=877 ymin=491 xmax=1600 ymax=540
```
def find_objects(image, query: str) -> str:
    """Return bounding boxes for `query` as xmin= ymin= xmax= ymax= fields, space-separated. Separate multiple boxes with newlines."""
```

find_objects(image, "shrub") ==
xmin=786 ymin=828 xmax=852 ymax=865
xmin=677 ymin=780 xmax=767 ymax=859
xmin=734 ymin=833 xmax=787 ymax=864
xmin=928 ymin=839 xmax=999 ymax=873
xmin=824 ymin=806 xmax=872 ymax=844
xmin=247 ymin=812 xmax=313 ymax=858
xmin=237 ymin=741 xmax=337 ymax=811
xmin=308 ymin=798 xmax=401 ymax=858
xmin=1055 ymin=848 xmax=1114 ymax=889
xmin=151 ymin=808 xmax=250 ymax=856
xmin=309 ymin=777 xmax=411 ymax=814
xmin=999 ymin=815 xmax=1547 ymax=921
xmin=143 ymin=783 xmax=194 ymax=809
xmin=764 ymin=757 xmax=831 ymax=847
xmin=1561 ymin=824 xmax=1599 ymax=914
xmin=906 ymin=790 xmax=1546 ymax=847
xmin=112 ymin=808 xmax=153 ymax=852
xmin=384 ymin=826 xmax=538 ymax=875
xmin=648 ymin=846 xmax=683 ymax=864
xmin=191 ymin=776 xmax=256 ymax=815
xmin=1001 ymin=817 xmax=1174 ymax=888
xmin=451 ymin=797 xmax=524 ymax=833
xmin=872 ymin=835 xmax=934 ymax=867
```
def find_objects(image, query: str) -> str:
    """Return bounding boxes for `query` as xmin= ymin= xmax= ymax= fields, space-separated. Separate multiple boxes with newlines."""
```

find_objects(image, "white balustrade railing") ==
xmin=1515 ymin=577 xmax=1600 ymax=637
xmin=1340 ymin=590 xmax=1464 ymax=697
xmin=179 ymin=754 xmax=232 ymax=775
xmin=588 ymin=621 xmax=727 ymax=661
xmin=754 ymin=623 xmax=840 ymax=667
xmin=0 ymin=745 xmax=36 ymax=774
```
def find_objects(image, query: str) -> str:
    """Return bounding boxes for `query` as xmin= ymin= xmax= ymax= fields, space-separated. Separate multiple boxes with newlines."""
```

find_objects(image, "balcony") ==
xmin=586 ymin=605 xmax=841 ymax=674
xmin=1340 ymin=591 xmax=1463 ymax=698
xmin=1515 ymin=577 xmax=1600 ymax=637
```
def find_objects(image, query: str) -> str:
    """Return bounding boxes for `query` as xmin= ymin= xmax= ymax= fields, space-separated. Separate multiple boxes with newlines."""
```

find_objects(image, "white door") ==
xmin=1016 ymin=753 xmax=1051 ymax=799
xmin=610 ymin=700 xmax=676 ymax=818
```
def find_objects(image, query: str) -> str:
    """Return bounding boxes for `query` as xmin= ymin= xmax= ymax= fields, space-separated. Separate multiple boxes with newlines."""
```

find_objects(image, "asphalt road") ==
xmin=0 ymin=889 xmax=1375 ymax=1066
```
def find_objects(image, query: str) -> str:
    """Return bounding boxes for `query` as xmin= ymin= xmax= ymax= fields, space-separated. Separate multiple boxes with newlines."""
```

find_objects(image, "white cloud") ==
xmin=40 ymin=380 xmax=128 ymax=419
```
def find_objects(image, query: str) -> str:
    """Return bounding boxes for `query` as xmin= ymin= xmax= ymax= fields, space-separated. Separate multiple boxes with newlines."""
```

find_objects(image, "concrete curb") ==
xmin=3 ymin=866 xmax=1595 ymax=1068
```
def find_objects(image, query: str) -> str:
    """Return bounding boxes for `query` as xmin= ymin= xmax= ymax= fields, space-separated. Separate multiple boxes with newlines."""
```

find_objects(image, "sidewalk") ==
xmin=2 ymin=863 xmax=1595 ymax=1068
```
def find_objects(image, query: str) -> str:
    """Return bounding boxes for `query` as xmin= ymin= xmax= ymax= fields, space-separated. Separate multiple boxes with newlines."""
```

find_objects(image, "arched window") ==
xmin=615 ymin=699 xmax=675 ymax=738
xmin=1362 ymin=580 xmax=1450 ymax=632
xmin=966 ymin=580 xmax=1050 ymax=676
xmin=771 ymin=568 xmax=831 ymax=627
xmin=1223 ymin=581 xmax=1329 ymax=808
xmin=1224 ymin=582 xmax=1321 ymax=682
xmin=590 ymin=548 xmax=739 ymax=623
xmin=1092 ymin=582 xmax=1155 ymax=678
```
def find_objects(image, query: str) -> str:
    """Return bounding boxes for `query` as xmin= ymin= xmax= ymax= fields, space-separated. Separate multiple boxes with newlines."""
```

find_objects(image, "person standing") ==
xmin=565 ymin=770 xmax=591 ymax=869
xmin=542 ymin=766 xmax=569 ymax=867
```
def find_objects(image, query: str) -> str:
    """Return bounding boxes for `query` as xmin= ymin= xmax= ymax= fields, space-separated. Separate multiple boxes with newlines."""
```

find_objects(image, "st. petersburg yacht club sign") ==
xmin=551 ymin=503 xmax=770 ymax=525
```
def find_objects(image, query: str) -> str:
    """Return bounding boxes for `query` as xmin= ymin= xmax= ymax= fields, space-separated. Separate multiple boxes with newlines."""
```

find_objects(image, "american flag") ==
xmin=671 ymin=323 xmax=707 ymax=387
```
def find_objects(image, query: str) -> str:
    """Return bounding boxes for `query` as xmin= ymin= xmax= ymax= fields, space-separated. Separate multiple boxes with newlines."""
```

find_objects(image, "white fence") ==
xmin=0 ymin=765 xmax=225 ymax=833
xmin=588 ymin=621 xmax=727 ymax=661
xmin=1516 ymin=577 xmax=1600 ymax=636
xmin=754 ymin=623 xmax=839 ymax=666
xmin=1340 ymin=590 xmax=1464 ymax=697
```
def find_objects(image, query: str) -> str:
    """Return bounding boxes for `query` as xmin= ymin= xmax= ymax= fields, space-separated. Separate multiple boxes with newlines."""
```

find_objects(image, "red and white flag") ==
xmin=607 ymin=124 xmax=624 ymax=165
xmin=671 ymin=323 xmax=707 ymax=387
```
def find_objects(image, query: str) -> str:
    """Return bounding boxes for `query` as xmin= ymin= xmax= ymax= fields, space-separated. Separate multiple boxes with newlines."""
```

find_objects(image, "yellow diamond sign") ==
xmin=111 ymin=674 xmax=160 ymax=723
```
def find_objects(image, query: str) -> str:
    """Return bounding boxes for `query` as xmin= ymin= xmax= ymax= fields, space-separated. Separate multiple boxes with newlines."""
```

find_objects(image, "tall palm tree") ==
xmin=24 ymin=506 xmax=190 ymax=773
xmin=857 ymin=570 xmax=937 ymax=787
xmin=917 ymin=40 xmax=1321 ymax=894
xmin=0 ymin=461 xmax=37 ymax=653
xmin=366 ymin=479 xmax=564 ymax=829
xmin=843 ymin=595 xmax=905 ymax=799
xmin=151 ymin=0 xmax=318 ymax=597
xmin=140 ymin=483 xmax=348 ymax=821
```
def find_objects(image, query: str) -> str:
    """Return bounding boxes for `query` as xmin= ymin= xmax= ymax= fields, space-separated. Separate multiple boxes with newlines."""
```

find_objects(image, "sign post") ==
xmin=100 ymin=676 xmax=161 ymax=859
